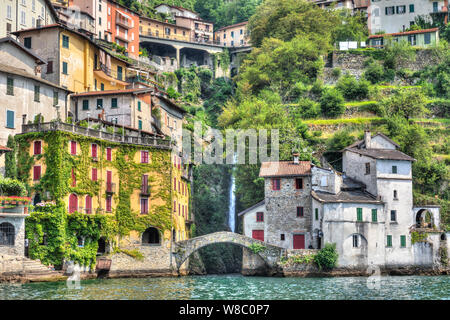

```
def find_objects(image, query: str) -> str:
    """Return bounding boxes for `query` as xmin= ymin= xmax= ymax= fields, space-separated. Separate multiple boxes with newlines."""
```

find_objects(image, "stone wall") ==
xmin=0 ymin=215 xmax=26 ymax=256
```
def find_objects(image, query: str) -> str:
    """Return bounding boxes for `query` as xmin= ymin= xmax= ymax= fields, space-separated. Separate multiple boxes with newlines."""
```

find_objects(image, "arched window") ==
xmin=0 ymin=223 xmax=15 ymax=246
xmin=416 ymin=209 xmax=434 ymax=228
xmin=142 ymin=227 xmax=160 ymax=245
xmin=69 ymin=194 xmax=78 ymax=213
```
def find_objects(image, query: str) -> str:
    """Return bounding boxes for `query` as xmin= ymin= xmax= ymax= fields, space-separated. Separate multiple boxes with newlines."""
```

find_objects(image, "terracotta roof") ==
xmin=237 ymin=200 xmax=265 ymax=217
xmin=312 ymin=190 xmax=383 ymax=204
xmin=0 ymin=37 xmax=47 ymax=64
xmin=345 ymin=148 xmax=416 ymax=161
xmin=0 ymin=145 xmax=12 ymax=152
xmin=259 ymin=161 xmax=311 ymax=178
xmin=0 ymin=64 xmax=71 ymax=92
xmin=216 ymin=21 xmax=248 ymax=32
xmin=369 ymin=28 xmax=439 ymax=39
xmin=72 ymin=88 xmax=153 ymax=97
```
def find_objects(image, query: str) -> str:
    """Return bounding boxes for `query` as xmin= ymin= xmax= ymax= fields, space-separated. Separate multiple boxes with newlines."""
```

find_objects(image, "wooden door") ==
xmin=252 ymin=230 xmax=264 ymax=242
xmin=293 ymin=234 xmax=305 ymax=249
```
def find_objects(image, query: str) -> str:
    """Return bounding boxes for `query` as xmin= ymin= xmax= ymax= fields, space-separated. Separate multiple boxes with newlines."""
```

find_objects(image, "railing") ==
xmin=106 ymin=182 xmax=116 ymax=194
xmin=116 ymin=16 xmax=131 ymax=29
xmin=95 ymin=63 xmax=124 ymax=82
xmin=21 ymin=121 xmax=172 ymax=149
xmin=140 ymin=184 xmax=150 ymax=196
xmin=140 ymin=31 xmax=222 ymax=46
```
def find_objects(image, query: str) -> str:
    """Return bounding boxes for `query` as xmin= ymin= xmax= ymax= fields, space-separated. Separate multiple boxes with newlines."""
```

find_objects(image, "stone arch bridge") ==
xmin=172 ymin=231 xmax=286 ymax=271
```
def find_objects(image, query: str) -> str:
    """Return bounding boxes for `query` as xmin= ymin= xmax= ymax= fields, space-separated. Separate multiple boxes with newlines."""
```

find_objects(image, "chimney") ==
xmin=293 ymin=152 xmax=299 ymax=164
xmin=364 ymin=131 xmax=371 ymax=149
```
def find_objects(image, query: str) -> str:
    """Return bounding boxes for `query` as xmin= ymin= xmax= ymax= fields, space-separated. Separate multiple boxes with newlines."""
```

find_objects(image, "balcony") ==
xmin=115 ymin=33 xmax=130 ymax=43
xmin=106 ymin=182 xmax=116 ymax=194
xmin=140 ymin=184 xmax=151 ymax=196
xmin=94 ymin=63 xmax=128 ymax=86
xmin=116 ymin=16 xmax=132 ymax=29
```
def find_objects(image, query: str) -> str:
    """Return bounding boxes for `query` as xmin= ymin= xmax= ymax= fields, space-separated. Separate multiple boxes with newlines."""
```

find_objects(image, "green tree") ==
xmin=381 ymin=88 xmax=429 ymax=120
xmin=336 ymin=74 xmax=370 ymax=100
xmin=331 ymin=9 xmax=368 ymax=43
xmin=5 ymin=135 xmax=17 ymax=179
xmin=320 ymin=88 xmax=345 ymax=118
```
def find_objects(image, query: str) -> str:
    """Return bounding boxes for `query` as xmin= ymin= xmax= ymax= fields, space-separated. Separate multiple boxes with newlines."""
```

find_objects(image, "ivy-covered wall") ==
xmin=15 ymin=130 xmax=185 ymax=269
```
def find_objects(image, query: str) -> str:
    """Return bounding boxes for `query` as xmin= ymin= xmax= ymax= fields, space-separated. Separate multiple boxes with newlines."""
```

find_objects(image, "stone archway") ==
xmin=416 ymin=209 xmax=434 ymax=228
xmin=142 ymin=227 xmax=161 ymax=245
xmin=172 ymin=231 xmax=285 ymax=272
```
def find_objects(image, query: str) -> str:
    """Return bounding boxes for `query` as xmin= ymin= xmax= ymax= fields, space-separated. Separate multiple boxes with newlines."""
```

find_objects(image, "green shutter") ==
xmin=62 ymin=35 xmax=69 ymax=48
xmin=6 ymin=110 xmax=14 ymax=128
xmin=138 ymin=120 xmax=142 ymax=130
xmin=53 ymin=91 xmax=58 ymax=106
xmin=138 ymin=100 xmax=141 ymax=111
xmin=409 ymin=4 xmax=414 ymax=12
xmin=392 ymin=166 xmax=397 ymax=173
xmin=357 ymin=208 xmax=363 ymax=221
xmin=117 ymin=66 xmax=122 ymax=80
xmin=315 ymin=208 xmax=318 ymax=220
xmin=7 ymin=77 xmax=14 ymax=95
xmin=372 ymin=209 xmax=377 ymax=222
xmin=387 ymin=235 xmax=392 ymax=247
xmin=82 ymin=100 xmax=89 ymax=110
xmin=111 ymin=98 xmax=118 ymax=108
xmin=34 ymin=85 xmax=40 ymax=102
xmin=400 ymin=235 xmax=406 ymax=247
xmin=101 ymin=83 xmax=104 ymax=91
xmin=97 ymin=99 xmax=103 ymax=109
xmin=62 ymin=62 xmax=68 ymax=74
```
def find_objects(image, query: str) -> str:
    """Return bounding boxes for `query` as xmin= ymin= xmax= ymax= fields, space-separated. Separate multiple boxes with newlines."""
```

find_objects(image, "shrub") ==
xmin=314 ymin=243 xmax=338 ymax=270
xmin=320 ymin=88 xmax=345 ymax=118
xmin=310 ymin=79 xmax=324 ymax=96
xmin=0 ymin=178 xmax=27 ymax=196
xmin=336 ymin=74 xmax=370 ymax=100
xmin=292 ymin=99 xmax=320 ymax=119
xmin=332 ymin=67 xmax=341 ymax=78
xmin=363 ymin=60 xmax=385 ymax=84
xmin=166 ymin=86 xmax=181 ymax=100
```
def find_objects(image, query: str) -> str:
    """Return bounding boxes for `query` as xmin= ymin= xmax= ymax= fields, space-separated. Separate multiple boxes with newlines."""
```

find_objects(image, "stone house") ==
xmin=240 ymin=132 xmax=447 ymax=270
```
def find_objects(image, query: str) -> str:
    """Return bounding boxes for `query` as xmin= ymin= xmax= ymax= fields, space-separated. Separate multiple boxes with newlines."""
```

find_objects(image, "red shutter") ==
xmin=85 ymin=195 xmax=92 ymax=214
xmin=34 ymin=141 xmax=41 ymax=155
xmin=141 ymin=151 xmax=148 ymax=163
xmin=293 ymin=234 xmax=305 ymax=249
xmin=71 ymin=141 xmax=76 ymax=155
xmin=69 ymin=194 xmax=78 ymax=213
xmin=178 ymin=157 xmax=181 ymax=170
xmin=174 ymin=178 xmax=176 ymax=191
xmin=106 ymin=148 xmax=112 ymax=161
xmin=106 ymin=196 xmax=112 ymax=212
xmin=33 ymin=166 xmax=41 ymax=181
xmin=91 ymin=144 xmax=97 ymax=158
xmin=141 ymin=198 xmax=148 ymax=214
xmin=173 ymin=200 xmax=176 ymax=212
xmin=272 ymin=178 xmax=280 ymax=190
xmin=178 ymin=203 xmax=180 ymax=215
xmin=92 ymin=168 xmax=97 ymax=181
xmin=142 ymin=175 xmax=148 ymax=193
xmin=252 ymin=230 xmax=264 ymax=242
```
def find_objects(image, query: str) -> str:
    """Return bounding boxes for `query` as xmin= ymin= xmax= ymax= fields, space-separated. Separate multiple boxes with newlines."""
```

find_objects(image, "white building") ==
xmin=239 ymin=132 xmax=446 ymax=270
xmin=368 ymin=0 xmax=447 ymax=34
xmin=154 ymin=4 xmax=200 ymax=20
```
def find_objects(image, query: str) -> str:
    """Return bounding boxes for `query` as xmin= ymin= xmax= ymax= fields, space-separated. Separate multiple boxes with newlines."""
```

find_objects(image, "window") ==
xmin=91 ymin=144 xmax=98 ymax=158
xmin=70 ymin=141 xmax=77 ymax=155
xmin=390 ymin=210 xmax=397 ymax=222
xmin=372 ymin=209 xmax=377 ymax=222
xmin=62 ymin=35 xmax=69 ymax=48
xmin=137 ymin=101 xmax=141 ymax=111
xmin=6 ymin=110 xmax=14 ymax=128
xmin=142 ymin=227 xmax=160 ymax=244
xmin=393 ymin=190 xmax=398 ymax=199
xmin=297 ymin=206 xmax=304 ymax=217
xmin=34 ymin=85 xmax=40 ymax=102
xmin=396 ymin=5 xmax=406 ymax=14
xmin=141 ymin=151 xmax=149 ymax=163
xmin=53 ymin=91 xmax=58 ymax=106
xmin=315 ymin=208 xmax=319 ymax=220
xmin=385 ymin=6 xmax=395 ymax=15
xmin=424 ymin=33 xmax=431 ymax=45
xmin=352 ymin=234 xmax=359 ymax=248
xmin=0 ymin=223 xmax=15 ymax=246
xmin=140 ymin=198 xmax=148 ymax=214
xmin=20 ymin=11 xmax=25 ymax=25
xmin=433 ymin=2 xmax=438 ymax=13
xmin=33 ymin=165 xmax=41 ymax=181
xmin=280 ymin=234 xmax=285 ymax=241
xmin=24 ymin=37 xmax=32 ymax=49
xmin=106 ymin=196 xmax=112 ymax=212
xmin=295 ymin=178 xmax=303 ymax=189
xmin=7 ymin=5 xmax=12 ymax=19
xmin=392 ymin=165 xmax=397 ymax=174
xmin=272 ymin=178 xmax=281 ymax=190
xmin=92 ymin=168 xmax=97 ymax=181
xmin=256 ymin=212 xmax=264 ymax=222
xmin=97 ymin=99 xmax=103 ymax=109
xmin=106 ymin=148 xmax=112 ymax=161
xmin=62 ymin=61 xmax=68 ymax=74
xmin=231 ymin=31 xmax=234 ymax=38
xmin=100 ymin=83 xmax=104 ymax=91
xmin=85 ymin=195 xmax=92 ymax=214
xmin=82 ymin=100 xmax=89 ymax=110
xmin=111 ymin=98 xmax=118 ymax=108
xmin=387 ymin=235 xmax=392 ymax=247
xmin=141 ymin=175 xmax=149 ymax=194
xmin=47 ymin=61 xmax=53 ymax=74
xmin=357 ymin=208 xmax=363 ymax=222
xmin=365 ymin=163 xmax=370 ymax=175
xmin=409 ymin=4 xmax=414 ymax=13
xmin=173 ymin=200 xmax=176 ymax=212
xmin=34 ymin=141 xmax=41 ymax=155
xmin=6 ymin=77 xmax=14 ymax=95
xmin=99 ymin=3 xmax=101 ymax=12
xmin=400 ymin=235 xmax=406 ymax=247
xmin=117 ymin=66 xmax=122 ymax=81
xmin=408 ymin=34 xmax=416 ymax=46
xmin=240 ymin=29 xmax=243 ymax=35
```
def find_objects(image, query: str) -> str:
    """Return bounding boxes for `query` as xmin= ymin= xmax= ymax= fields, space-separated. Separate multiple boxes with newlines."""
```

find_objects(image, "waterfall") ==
xmin=228 ymin=154 xmax=236 ymax=233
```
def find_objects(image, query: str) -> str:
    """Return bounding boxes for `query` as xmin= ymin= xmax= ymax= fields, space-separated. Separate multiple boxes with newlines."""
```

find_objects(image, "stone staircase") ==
xmin=0 ymin=255 xmax=65 ymax=282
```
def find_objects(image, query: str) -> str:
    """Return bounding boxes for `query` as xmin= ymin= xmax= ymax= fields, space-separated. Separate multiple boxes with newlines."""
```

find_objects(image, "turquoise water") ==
xmin=0 ymin=274 xmax=448 ymax=300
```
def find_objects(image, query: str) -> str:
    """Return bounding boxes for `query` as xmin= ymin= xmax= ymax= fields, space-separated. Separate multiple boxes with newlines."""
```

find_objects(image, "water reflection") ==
xmin=0 ymin=274 xmax=448 ymax=300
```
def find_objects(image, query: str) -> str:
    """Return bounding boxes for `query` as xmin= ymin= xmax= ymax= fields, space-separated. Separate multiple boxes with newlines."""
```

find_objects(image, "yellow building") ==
xmin=139 ymin=16 xmax=191 ymax=42
xmin=12 ymin=24 xmax=129 ymax=95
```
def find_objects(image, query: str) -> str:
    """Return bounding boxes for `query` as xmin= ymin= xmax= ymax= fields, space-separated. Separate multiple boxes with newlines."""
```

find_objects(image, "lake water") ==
xmin=0 ymin=274 xmax=448 ymax=300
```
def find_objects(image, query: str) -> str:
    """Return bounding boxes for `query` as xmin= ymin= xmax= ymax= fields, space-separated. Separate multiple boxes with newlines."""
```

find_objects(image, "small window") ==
xmin=34 ymin=85 xmax=40 ymax=102
xmin=295 ymin=178 xmax=303 ymax=189
xmin=400 ymin=235 xmax=406 ymax=248
xmin=111 ymin=98 xmax=118 ymax=108
xmin=62 ymin=35 xmax=69 ymax=48
xmin=6 ymin=77 xmax=14 ymax=96
xmin=96 ymin=99 xmax=103 ymax=109
xmin=140 ymin=198 xmax=148 ymax=214
xmin=82 ymin=100 xmax=89 ymax=110
xmin=0 ymin=223 xmax=15 ymax=246
xmin=106 ymin=196 xmax=112 ymax=212
xmin=53 ymin=91 xmax=58 ymax=106
xmin=392 ymin=166 xmax=397 ymax=174
xmin=365 ymin=163 xmax=370 ymax=175
xmin=33 ymin=165 xmax=41 ymax=181
xmin=91 ymin=144 xmax=98 ymax=158
xmin=24 ymin=37 xmax=32 ymax=49
xmin=297 ymin=206 xmax=304 ymax=217
xmin=141 ymin=151 xmax=149 ymax=163
xmin=409 ymin=4 xmax=414 ymax=12
xmin=137 ymin=100 xmax=141 ymax=111
xmin=272 ymin=178 xmax=280 ymax=190
xmin=6 ymin=110 xmax=14 ymax=128
xmin=390 ymin=210 xmax=397 ymax=222
xmin=47 ymin=61 xmax=53 ymax=74
xmin=138 ymin=120 xmax=142 ymax=130
xmin=387 ymin=235 xmax=392 ymax=247
xmin=424 ymin=33 xmax=431 ymax=45
xmin=393 ymin=190 xmax=398 ymax=199
xmin=280 ymin=234 xmax=285 ymax=241
xmin=92 ymin=168 xmax=97 ymax=181
xmin=357 ymin=208 xmax=363 ymax=221
xmin=62 ymin=61 xmax=68 ymax=74
xmin=352 ymin=234 xmax=359 ymax=248
xmin=100 ymin=83 xmax=104 ymax=91
xmin=70 ymin=141 xmax=77 ymax=155
xmin=372 ymin=209 xmax=377 ymax=222
xmin=315 ymin=208 xmax=319 ymax=220
xmin=106 ymin=147 xmax=112 ymax=161
xmin=34 ymin=141 xmax=41 ymax=155
xmin=256 ymin=212 xmax=264 ymax=222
